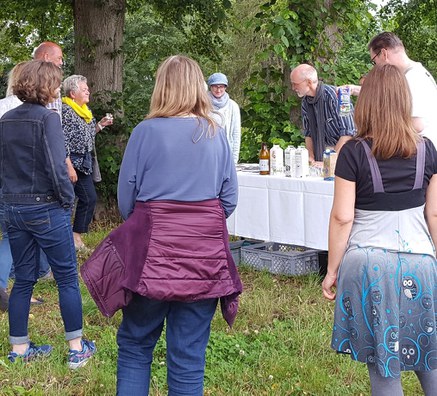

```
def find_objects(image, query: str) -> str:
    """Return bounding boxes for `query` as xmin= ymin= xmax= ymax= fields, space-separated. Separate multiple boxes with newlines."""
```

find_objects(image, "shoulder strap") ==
xmin=357 ymin=138 xmax=384 ymax=193
xmin=358 ymin=138 xmax=426 ymax=192
xmin=413 ymin=140 xmax=425 ymax=190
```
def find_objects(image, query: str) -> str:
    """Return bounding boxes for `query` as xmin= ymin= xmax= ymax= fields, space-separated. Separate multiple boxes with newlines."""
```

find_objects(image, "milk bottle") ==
xmin=295 ymin=146 xmax=309 ymax=178
xmin=270 ymin=144 xmax=284 ymax=176
xmin=284 ymin=146 xmax=296 ymax=177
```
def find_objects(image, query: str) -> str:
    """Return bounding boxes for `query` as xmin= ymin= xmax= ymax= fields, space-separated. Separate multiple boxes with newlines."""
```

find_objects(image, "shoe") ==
xmin=8 ymin=342 xmax=52 ymax=363
xmin=30 ymin=297 xmax=45 ymax=305
xmin=39 ymin=270 xmax=53 ymax=281
xmin=0 ymin=289 xmax=8 ymax=312
xmin=68 ymin=339 xmax=96 ymax=369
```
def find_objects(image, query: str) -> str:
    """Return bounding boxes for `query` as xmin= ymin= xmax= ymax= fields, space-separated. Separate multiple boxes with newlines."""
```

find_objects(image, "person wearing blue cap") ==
xmin=207 ymin=72 xmax=241 ymax=163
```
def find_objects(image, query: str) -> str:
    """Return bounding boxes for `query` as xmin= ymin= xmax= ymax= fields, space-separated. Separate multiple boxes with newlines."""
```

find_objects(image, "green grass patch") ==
xmin=0 ymin=233 xmax=424 ymax=395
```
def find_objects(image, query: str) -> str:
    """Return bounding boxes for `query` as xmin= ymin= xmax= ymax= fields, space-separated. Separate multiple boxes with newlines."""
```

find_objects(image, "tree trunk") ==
xmin=323 ymin=0 xmax=340 ymax=54
xmin=73 ymin=0 xmax=125 ymax=102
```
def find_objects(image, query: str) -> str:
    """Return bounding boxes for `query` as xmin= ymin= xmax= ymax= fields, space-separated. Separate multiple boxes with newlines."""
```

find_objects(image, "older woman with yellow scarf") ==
xmin=62 ymin=75 xmax=113 ymax=250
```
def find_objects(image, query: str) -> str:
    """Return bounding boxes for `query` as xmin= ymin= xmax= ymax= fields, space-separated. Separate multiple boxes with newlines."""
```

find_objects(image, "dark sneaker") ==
xmin=67 ymin=339 xmax=96 ymax=369
xmin=8 ymin=342 xmax=52 ymax=363
xmin=0 ymin=289 xmax=8 ymax=312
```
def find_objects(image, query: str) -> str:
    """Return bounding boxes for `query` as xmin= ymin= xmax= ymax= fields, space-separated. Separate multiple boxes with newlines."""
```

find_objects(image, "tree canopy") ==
xmin=0 ymin=0 xmax=434 ymax=201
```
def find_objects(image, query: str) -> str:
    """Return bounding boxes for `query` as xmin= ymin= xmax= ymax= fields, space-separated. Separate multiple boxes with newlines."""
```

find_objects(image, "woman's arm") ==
xmin=44 ymin=112 xmax=76 ymax=208
xmin=322 ymin=176 xmax=356 ymax=300
xmin=230 ymin=101 xmax=241 ymax=164
xmin=117 ymin=127 xmax=141 ymax=220
xmin=425 ymin=174 xmax=437 ymax=248
xmin=96 ymin=113 xmax=114 ymax=133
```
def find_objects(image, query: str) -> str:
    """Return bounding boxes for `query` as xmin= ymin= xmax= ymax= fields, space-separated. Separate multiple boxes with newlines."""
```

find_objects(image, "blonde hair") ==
xmin=13 ymin=60 xmax=62 ymax=106
xmin=6 ymin=61 xmax=28 ymax=97
xmin=354 ymin=64 xmax=419 ymax=159
xmin=147 ymin=55 xmax=217 ymax=137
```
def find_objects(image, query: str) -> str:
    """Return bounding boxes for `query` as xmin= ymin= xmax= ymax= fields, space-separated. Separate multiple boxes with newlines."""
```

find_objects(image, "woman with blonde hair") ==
xmin=115 ymin=55 xmax=241 ymax=394
xmin=322 ymin=64 xmax=437 ymax=395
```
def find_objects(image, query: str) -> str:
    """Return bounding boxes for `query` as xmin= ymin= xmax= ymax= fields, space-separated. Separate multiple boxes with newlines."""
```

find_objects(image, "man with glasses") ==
xmin=290 ymin=64 xmax=355 ymax=166
xmin=349 ymin=32 xmax=437 ymax=147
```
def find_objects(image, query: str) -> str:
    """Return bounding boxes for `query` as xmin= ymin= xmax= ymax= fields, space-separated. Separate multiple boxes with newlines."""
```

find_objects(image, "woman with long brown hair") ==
xmin=322 ymin=64 xmax=437 ymax=395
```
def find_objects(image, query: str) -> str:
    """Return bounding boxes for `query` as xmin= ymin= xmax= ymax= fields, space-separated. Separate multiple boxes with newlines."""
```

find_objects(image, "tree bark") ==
xmin=73 ymin=0 xmax=125 ymax=101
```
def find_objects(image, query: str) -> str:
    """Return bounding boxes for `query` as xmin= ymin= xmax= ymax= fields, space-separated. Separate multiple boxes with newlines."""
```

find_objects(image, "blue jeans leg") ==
xmin=6 ymin=203 xmax=83 ymax=344
xmin=8 ymin=246 xmax=50 ymax=280
xmin=116 ymin=296 xmax=217 ymax=396
xmin=73 ymin=171 xmax=97 ymax=234
xmin=166 ymin=299 xmax=218 ymax=396
xmin=0 ymin=222 xmax=13 ymax=290
xmin=117 ymin=296 xmax=167 ymax=395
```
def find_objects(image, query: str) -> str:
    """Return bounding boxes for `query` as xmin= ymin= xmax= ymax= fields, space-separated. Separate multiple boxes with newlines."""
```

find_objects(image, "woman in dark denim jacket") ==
xmin=0 ymin=60 xmax=96 ymax=369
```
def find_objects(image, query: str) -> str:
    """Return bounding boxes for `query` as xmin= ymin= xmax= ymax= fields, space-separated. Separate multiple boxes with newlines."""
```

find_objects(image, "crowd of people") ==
xmin=0 ymin=30 xmax=436 ymax=395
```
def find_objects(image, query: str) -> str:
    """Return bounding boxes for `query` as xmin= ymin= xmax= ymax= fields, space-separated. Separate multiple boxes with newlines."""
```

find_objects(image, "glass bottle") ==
xmin=259 ymin=142 xmax=270 ymax=175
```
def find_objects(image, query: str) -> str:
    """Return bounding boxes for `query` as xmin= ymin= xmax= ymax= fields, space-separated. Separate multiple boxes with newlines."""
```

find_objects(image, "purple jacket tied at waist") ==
xmin=80 ymin=199 xmax=243 ymax=326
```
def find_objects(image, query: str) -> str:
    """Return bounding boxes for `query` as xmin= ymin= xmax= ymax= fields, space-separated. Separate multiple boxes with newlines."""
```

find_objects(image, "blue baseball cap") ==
xmin=207 ymin=72 xmax=228 ymax=87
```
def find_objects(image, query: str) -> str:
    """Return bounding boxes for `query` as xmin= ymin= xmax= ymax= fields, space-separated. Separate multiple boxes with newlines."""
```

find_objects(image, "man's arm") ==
xmin=66 ymin=157 xmax=77 ymax=183
xmin=334 ymin=136 xmax=353 ymax=154
xmin=305 ymin=136 xmax=315 ymax=164
xmin=338 ymin=84 xmax=361 ymax=96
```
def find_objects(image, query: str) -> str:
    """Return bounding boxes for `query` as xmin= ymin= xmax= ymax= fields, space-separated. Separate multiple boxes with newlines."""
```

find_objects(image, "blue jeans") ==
xmin=0 ymin=222 xmax=13 ymax=290
xmin=5 ymin=203 xmax=83 ymax=344
xmin=116 ymin=296 xmax=218 ymax=396
xmin=2 ymin=224 xmax=51 ymax=282
xmin=0 ymin=206 xmax=50 ymax=290
xmin=73 ymin=170 xmax=97 ymax=233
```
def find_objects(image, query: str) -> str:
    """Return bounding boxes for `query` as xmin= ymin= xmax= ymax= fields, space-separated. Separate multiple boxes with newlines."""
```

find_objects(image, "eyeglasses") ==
xmin=291 ymin=79 xmax=306 ymax=86
xmin=211 ymin=85 xmax=226 ymax=90
xmin=371 ymin=50 xmax=382 ymax=65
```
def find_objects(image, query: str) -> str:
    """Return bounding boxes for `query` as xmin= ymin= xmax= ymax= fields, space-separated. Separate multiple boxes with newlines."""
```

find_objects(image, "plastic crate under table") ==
xmin=229 ymin=239 xmax=263 ymax=266
xmin=241 ymin=242 xmax=319 ymax=275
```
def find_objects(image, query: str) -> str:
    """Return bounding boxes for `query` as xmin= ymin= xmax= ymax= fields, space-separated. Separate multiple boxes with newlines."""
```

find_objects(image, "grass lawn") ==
xmin=0 ymin=227 xmax=424 ymax=395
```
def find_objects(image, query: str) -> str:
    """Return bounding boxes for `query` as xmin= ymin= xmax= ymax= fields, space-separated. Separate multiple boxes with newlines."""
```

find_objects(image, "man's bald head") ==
xmin=33 ymin=42 xmax=63 ymax=68
xmin=290 ymin=64 xmax=318 ymax=98
xmin=290 ymin=64 xmax=318 ymax=83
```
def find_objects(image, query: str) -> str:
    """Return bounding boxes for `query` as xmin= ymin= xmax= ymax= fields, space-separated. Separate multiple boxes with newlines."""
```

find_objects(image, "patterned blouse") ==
xmin=62 ymin=103 xmax=97 ymax=175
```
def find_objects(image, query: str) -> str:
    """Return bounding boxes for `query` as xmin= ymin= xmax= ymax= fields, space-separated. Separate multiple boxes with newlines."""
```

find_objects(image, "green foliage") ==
xmin=0 ymin=0 xmax=72 ymax=65
xmin=0 ymin=1 xmax=233 ymax=205
xmin=143 ymin=0 xmax=232 ymax=63
xmin=381 ymin=0 xmax=437 ymax=77
xmin=88 ymin=92 xmax=126 ymax=204
xmin=0 ymin=234 xmax=425 ymax=394
xmin=240 ymin=0 xmax=374 ymax=161
xmin=122 ymin=4 xmax=188 ymax=125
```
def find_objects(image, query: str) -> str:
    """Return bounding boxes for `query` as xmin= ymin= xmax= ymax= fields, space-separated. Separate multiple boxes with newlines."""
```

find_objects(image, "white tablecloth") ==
xmin=226 ymin=172 xmax=334 ymax=250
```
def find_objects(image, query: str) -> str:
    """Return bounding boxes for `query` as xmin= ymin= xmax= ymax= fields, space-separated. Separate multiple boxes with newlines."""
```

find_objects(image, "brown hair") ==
xmin=368 ymin=32 xmax=404 ymax=53
xmin=354 ymin=64 xmax=419 ymax=159
xmin=147 ymin=55 xmax=217 ymax=136
xmin=13 ymin=60 xmax=62 ymax=106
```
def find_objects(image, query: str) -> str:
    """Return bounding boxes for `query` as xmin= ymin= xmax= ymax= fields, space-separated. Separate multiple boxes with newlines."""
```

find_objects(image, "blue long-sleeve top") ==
xmin=117 ymin=117 xmax=238 ymax=220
